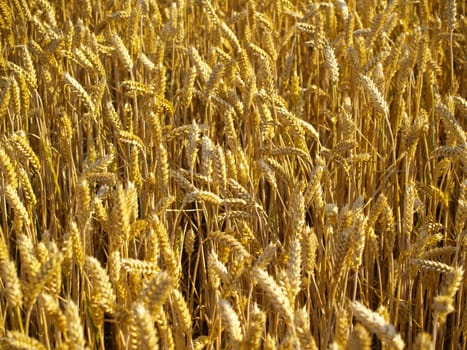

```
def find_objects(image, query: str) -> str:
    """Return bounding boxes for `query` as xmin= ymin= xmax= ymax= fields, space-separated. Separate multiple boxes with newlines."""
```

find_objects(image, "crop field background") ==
xmin=0 ymin=0 xmax=466 ymax=349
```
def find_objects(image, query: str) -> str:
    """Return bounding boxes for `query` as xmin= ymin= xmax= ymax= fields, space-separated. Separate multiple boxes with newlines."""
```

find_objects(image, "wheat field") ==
xmin=0 ymin=0 xmax=466 ymax=349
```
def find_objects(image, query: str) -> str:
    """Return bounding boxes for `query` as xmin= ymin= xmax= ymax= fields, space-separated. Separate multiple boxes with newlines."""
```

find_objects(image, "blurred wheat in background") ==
xmin=0 ymin=0 xmax=466 ymax=349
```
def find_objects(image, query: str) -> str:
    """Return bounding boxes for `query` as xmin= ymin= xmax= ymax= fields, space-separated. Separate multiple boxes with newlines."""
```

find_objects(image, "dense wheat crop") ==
xmin=0 ymin=0 xmax=466 ymax=349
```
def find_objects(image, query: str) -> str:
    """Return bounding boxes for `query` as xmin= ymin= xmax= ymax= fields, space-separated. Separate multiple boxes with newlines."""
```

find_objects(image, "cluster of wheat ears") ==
xmin=0 ymin=0 xmax=466 ymax=349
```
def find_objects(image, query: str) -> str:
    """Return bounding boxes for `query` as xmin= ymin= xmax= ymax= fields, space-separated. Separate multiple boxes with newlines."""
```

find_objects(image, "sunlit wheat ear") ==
xmin=304 ymin=157 xmax=325 ymax=207
xmin=219 ymin=298 xmax=243 ymax=347
xmin=84 ymin=256 xmax=116 ymax=319
xmin=213 ymin=144 xmax=227 ymax=196
xmin=63 ymin=299 xmax=86 ymax=350
xmin=453 ymin=95 xmax=467 ymax=119
xmin=347 ymin=323 xmax=371 ymax=350
xmin=117 ymin=129 xmax=145 ymax=154
xmin=360 ymin=73 xmax=388 ymax=118
xmin=241 ymin=304 xmax=265 ymax=350
xmin=182 ymin=66 xmax=197 ymax=109
xmin=209 ymin=231 xmax=250 ymax=261
xmin=141 ymin=270 xmax=175 ymax=317
xmin=39 ymin=293 xmax=68 ymax=335
xmin=20 ymin=42 xmax=36 ymax=74
xmin=349 ymin=212 xmax=367 ymax=271
xmin=0 ymin=257 xmax=23 ymax=308
xmin=334 ymin=307 xmax=350 ymax=348
xmin=301 ymin=226 xmax=318 ymax=279
xmin=69 ymin=219 xmax=85 ymax=266
xmin=111 ymin=32 xmax=133 ymax=72
xmin=262 ymin=334 xmax=277 ymax=350
xmin=205 ymin=62 xmax=225 ymax=98
xmin=294 ymin=306 xmax=318 ymax=350
xmin=3 ymin=331 xmax=46 ymax=350
xmin=8 ymin=62 xmax=37 ymax=90
xmin=186 ymin=120 xmax=200 ymax=172
xmin=76 ymin=177 xmax=91 ymax=231
xmin=220 ymin=22 xmax=240 ymax=52
xmin=157 ymin=309 xmax=175 ymax=349
xmin=351 ymin=301 xmax=405 ymax=350
xmin=121 ymin=258 xmax=159 ymax=276
xmin=256 ymin=159 xmax=277 ymax=193
xmin=188 ymin=46 xmax=210 ymax=83
xmin=411 ymin=259 xmax=453 ymax=274
xmin=199 ymin=0 xmax=220 ymax=26
xmin=251 ymin=267 xmax=294 ymax=323
xmin=110 ymin=183 xmax=130 ymax=252
xmin=5 ymin=184 xmax=30 ymax=230
xmin=64 ymin=72 xmax=95 ymax=114
xmin=436 ymin=102 xmax=466 ymax=145
xmin=17 ymin=166 xmax=36 ymax=207
xmin=432 ymin=295 xmax=455 ymax=325
xmin=323 ymin=42 xmax=339 ymax=85
xmin=0 ymin=77 xmax=11 ymax=120
xmin=273 ymin=106 xmax=307 ymax=150
xmin=129 ymin=147 xmax=142 ymax=192
xmin=0 ymin=145 xmax=18 ymax=189
xmin=9 ymin=75 xmax=21 ymax=117
xmin=184 ymin=190 xmax=223 ymax=206
xmin=192 ymin=336 xmax=209 ymax=350
xmin=73 ymin=46 xmax=95 ymax=72
xmin=104 ymin=101 xmax=123 ymax=131
xmin=207 ymin=250 xmax=229 ymax=289
xmin=441 ymin=267 xmax=464 ymax=299
xmin=145 ymin=218 xmax=167 ymax=265
xmin=130 ymin=302 xmax=159 ymax=350
xmin=170 ymin=289 xmax=192 ymax=337
xmin=285 ymin=239 xmax=302 ymax=302
xmin=24 ymin=244 xmax=63 ymax=310
xmin=252 ymin=241 xmax=276 ymax=270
